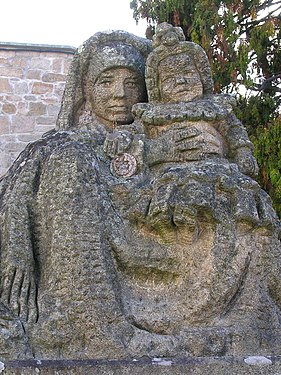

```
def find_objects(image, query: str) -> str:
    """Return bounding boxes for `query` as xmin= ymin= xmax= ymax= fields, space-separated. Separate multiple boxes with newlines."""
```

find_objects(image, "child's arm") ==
xmin=222 ymin=113 xmax=259 ymax=178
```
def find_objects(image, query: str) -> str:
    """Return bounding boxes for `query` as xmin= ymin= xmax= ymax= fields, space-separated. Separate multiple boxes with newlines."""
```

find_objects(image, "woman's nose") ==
xmin=113 ymin=81 xmax=126 ymax=98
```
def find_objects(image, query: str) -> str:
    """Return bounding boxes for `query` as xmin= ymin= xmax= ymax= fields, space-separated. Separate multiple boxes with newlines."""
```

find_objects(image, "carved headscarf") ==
xmin=56 ymin=30 xmax=152 ymax=129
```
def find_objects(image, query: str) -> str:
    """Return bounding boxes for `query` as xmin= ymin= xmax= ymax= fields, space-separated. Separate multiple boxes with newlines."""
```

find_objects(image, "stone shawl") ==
xmin=1 ymin=127 xmax=281 ymax=359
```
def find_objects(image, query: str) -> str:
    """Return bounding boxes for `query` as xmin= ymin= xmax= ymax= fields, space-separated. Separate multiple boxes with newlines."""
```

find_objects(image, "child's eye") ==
xmin=162 ymin=77 xmax=174 ymax=86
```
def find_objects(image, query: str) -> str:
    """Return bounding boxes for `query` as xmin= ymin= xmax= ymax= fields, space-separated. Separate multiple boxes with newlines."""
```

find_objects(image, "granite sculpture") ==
xmin=0 ymin=25 xmax=280 ymax=362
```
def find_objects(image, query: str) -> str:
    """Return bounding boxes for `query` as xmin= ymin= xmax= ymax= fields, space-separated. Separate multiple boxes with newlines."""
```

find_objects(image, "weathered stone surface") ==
xmin=0 ymin=117 xmax=10 ymax=134
xmin=0 ymin=66 xmax=23 ymax=78
xmin=2 ymin=103 xmax=17 ymax=115
xmin=42 ymin=73 xmax=66 ymax=82
xmin=13 ymin=81 xmax=29 ymax=95
xmin=0 ymin=78 xmax=13 ymax=93
xmin=3 ymin=357 xmax=281 ymax=375
xmin=10 ymin=115 xmax=35 ymax=132
xmin=31 ymin=82 xmax=53 ymax=94
xmin=0 ymin=25 xmax=280 ymax=365
xmin=28 ymin=102 xmax=47 ymax=116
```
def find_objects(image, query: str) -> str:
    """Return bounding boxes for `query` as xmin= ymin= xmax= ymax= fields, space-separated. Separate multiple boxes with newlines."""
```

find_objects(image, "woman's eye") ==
xmin=97 ymin=79 xmax=112 ymax=87
xmin=125 ymin=80 xmax=137 ymax=87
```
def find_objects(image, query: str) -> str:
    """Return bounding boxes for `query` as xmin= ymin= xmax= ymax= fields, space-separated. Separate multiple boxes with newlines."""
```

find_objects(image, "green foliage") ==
xmin=130 ymin=0 xmax=280 ymax=96
xmin=234 ymin=94 xmax=281 ymax=216
xmin=252 ymin=117 xmax=281 ymax=217
xmin=235 ymin=95 xmax=277 ymax=136
xmin=131 ymin=0 xmax=281 ymax=217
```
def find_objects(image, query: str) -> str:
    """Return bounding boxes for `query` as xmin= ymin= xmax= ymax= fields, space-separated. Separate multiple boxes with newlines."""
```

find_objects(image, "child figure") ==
xmin=104 ymin=22 xmax=258 ymax=179
xmin=136 ymin=22 xmax=258 ymax=177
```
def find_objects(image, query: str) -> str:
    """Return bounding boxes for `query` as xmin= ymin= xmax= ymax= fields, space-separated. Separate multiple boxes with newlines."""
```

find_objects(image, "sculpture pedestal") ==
xmin=3 ymin=356 xmax=281 ymax=375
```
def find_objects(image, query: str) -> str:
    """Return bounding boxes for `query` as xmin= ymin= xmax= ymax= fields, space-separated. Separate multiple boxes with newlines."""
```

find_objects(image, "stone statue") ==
xmin=0 ymin=25 xmax=281 ymax=362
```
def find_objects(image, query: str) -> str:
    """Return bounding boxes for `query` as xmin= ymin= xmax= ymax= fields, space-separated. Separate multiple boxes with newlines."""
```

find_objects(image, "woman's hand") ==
xmin=103 ymin=131 xmax=133 ymax=158
xmin=0 ymin=264 xmax=38 ymax=323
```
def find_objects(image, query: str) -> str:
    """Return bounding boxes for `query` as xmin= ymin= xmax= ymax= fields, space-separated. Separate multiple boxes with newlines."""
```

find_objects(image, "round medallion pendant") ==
xmin=110 ymin=153 xmax=137 ymax=177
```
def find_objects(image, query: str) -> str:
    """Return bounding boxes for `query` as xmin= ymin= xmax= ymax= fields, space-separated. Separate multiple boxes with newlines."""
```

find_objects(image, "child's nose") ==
xmin=175 ymin=76 xmax=187 ymax=84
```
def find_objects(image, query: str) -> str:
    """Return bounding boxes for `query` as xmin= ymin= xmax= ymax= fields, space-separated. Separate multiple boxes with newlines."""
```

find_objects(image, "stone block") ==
xmin=0 ymin=66 xmax=23 ymax=78
xmin=24 ymin=95 xmax=38 ymax=101
xmin=52 ymin=59 xmax=63 ymax=73
xmin=16 ymin=101 xmax=28 ymax=114
xmin=47 ymin=104 xmax=60 ymax=116
xmin=63 ymin=58 xmax=73 ymax=74
xmin=25 ymin=69 xmax=43 ymax=80
xmin=0 ymin=50 xmax=15 ymax=58
xmin=28 ymin=102 xmax=47 ymax=116
xmin=32 ymin=82 xmax=53 ymax=94
xmin=44 ymin=97 xmax=60 ymax=105
xmin=13 ymin=81 xmax=29 ymax=95
xmin=0 ymin=150 xmax=12 ymax=168
xmin=40 ymin=52 xmax=66 ymax=59
xmin=0 ymin=78 xmax=13 ymax=93
xmin=0 ymin=134 xmax=17 ymax=143
xmin=29 ymin=58 xmax=51 ymax=70
xmin=2 ymin=141 xmax=26 ymax=153
xmin=12 ymin=57 xmax=29 ymax=69
xmin=15 ymin=50 xmax=38 ymax=57
xmin=34 ymin=124 xmax=55 ymax=133
xmin=42 ymin=73 xmax=66 ymax=83
xmin=36 ymin=116 xmax=56 ymax=125
xmin=0 ymin=125 xmax=10 ymax=136
xmin=53 ymin=83 xmax=66 ymax=98
xmin=5 ymin=94 xmax=23 ymax=102
xmin=11 ymin=115 xmax=35 ymax=133
xmin=2 ymin=103 xmax=16 ymax=114
xmin=0 ymin=57 xmax=8 ymax=65
xmin=0 ymin=116 xmax=10 ymax=134
xmin=0 ymin=167 xmax=8 ymax=177
xmin=17 ymin=133 xmax=41 ymax=143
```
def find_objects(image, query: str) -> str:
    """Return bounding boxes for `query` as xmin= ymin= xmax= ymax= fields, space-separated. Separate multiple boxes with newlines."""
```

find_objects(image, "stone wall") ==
xmin=0 ymin=43 xmax=75 ymax=177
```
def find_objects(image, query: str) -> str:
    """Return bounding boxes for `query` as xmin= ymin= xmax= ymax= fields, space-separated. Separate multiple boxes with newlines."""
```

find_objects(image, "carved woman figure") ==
xmin=0 ymin=30 xmax=152 ymax=359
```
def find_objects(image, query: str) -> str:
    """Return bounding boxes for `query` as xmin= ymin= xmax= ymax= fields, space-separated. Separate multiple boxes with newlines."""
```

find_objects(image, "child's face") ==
xmin=159 ymin=54 xmax=203 ymax=103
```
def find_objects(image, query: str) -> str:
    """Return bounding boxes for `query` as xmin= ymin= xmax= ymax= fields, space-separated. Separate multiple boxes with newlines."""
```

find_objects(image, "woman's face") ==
xmin=88 ymin=67 xmax=145 ymax=127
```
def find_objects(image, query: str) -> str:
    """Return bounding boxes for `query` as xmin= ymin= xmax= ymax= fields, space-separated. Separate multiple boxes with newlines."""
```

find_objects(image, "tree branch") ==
xmin=237 ymin=3 xmax=281 ymax=28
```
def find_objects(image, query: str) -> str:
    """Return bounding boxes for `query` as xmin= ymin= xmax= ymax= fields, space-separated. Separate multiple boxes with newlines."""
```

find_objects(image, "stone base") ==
xmin=2 ymin=356 xmax=281 ymax=375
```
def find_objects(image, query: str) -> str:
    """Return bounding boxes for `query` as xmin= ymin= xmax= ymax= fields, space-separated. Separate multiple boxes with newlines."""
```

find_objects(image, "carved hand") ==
xmin=103 ymin=131 xmax=133 ymax=158
xmin=147 ymin=123 xmax=223 ymax=166
xmin=0 ymin=204 xmax=39 ymax=323
xmin=173 ymin=123 xmax=223 ymax=161
xmin=0 ymin=262 xmax=38 ymax=323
